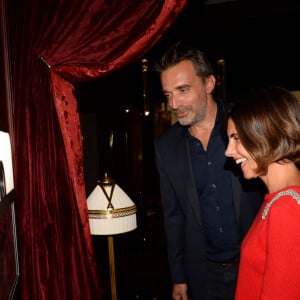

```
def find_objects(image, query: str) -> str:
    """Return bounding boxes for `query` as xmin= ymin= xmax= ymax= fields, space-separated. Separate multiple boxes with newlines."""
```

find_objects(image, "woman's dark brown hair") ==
xmin=228 ymin=86 xmax=300 ymax=175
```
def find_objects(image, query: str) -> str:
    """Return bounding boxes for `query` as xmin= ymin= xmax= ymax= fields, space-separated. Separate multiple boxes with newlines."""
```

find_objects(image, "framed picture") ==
xmin=0 ymin=189 xmax=19 ymax=300
xmin=0 ymin=132 xmax=19 ymax=300
xmin=0 ymin=1 xmax=19 ymax=299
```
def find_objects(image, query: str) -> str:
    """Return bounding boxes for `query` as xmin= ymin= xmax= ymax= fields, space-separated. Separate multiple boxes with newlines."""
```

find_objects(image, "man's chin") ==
xmin=178 ymin=118 xmax=191 ymax=126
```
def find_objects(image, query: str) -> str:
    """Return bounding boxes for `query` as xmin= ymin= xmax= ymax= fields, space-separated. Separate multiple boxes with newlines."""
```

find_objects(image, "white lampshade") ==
xmin=87 ymin=174 xmax=137 ymax=235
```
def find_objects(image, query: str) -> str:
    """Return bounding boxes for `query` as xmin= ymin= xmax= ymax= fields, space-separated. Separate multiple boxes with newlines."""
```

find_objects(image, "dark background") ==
xmin=77 ymin=0 xmax=300 ymax=203
xmin=78 ymin=0 xmax=300 ymax=112
xmin=77 ymin=1 xmax=300 ymax=298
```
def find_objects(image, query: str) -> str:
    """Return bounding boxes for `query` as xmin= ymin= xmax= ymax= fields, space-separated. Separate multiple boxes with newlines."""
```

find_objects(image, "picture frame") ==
xmin=0 ymin=189 xmax=19 ymax=300
xmin=0 ymin=1 xmax=20 ymax=299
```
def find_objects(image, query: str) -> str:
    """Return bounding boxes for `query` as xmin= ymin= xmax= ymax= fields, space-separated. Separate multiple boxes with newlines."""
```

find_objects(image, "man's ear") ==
xmin=205 ymin=75 xmax=216 ymax=94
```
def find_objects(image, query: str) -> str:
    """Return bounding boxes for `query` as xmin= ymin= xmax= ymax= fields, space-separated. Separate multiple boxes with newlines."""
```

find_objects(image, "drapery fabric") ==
xmin=7 ymin=0 xmax=187 ymax=299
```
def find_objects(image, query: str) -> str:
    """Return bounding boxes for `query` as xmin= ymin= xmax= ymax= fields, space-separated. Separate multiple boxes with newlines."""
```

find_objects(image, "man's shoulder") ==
xmin=155 ymin=122 xmax=185 ymax=144
xmin=155 ymin=122 xmax=185 ymax=141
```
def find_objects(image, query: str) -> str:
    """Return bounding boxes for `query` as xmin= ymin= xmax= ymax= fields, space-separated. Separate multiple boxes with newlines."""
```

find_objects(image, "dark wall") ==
xmin=79 ymin=0 xmax=300 ymax=107
xmin=147 ymin=0 xmax=300 ymax=99
xmin=78 ymin=0 xmax=300 ymax=205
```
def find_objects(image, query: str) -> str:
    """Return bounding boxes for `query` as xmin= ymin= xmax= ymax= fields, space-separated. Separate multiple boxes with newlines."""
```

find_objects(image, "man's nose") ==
xmin=168 ymin=94 xmax=179 ymax=110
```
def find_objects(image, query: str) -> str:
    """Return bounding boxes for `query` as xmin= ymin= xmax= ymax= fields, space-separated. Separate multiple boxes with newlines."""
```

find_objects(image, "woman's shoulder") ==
xmin=262 ymin=186 xmax=300 ymax=219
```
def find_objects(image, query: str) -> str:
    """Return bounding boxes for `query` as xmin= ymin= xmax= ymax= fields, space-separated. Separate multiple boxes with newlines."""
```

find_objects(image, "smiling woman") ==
xmin=224 ymin=86 xmax=300 ymax=300
xmin=226 ymin=118 xmax=258 ymax=180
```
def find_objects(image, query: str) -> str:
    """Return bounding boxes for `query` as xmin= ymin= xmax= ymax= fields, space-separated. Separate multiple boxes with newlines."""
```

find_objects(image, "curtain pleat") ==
xmin=8 ymin=0 xmax=187 ymax=299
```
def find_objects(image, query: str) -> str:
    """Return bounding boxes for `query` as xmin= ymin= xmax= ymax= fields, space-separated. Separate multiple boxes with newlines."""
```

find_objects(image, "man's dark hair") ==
xmin=154 ymin=41 xmax=214 ymax=78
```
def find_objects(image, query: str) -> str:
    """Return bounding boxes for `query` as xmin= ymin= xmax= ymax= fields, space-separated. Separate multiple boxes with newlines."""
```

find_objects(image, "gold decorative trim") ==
xmin=89 ymin=205 xmax=137 ymax=219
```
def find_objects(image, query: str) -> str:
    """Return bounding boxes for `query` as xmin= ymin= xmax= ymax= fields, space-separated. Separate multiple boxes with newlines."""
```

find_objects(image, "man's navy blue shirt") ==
xmin=187 ymin=100 xmax=240 ymax=262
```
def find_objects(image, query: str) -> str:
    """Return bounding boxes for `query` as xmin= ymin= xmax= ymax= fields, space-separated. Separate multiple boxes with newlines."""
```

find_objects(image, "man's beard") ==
xmin=177 ymin=97 xmax=208 ymax=126
xmin=190 ymin=100 xmax=207 ymax=126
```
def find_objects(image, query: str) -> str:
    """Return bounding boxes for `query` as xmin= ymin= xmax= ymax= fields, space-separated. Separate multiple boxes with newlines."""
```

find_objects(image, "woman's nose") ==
xmin=225 ymin=141 xmax=234 ymax=157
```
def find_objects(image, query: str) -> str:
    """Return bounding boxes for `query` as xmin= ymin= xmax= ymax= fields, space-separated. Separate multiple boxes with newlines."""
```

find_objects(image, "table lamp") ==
xmin=87 ymin=173 xmax=137 ymax=300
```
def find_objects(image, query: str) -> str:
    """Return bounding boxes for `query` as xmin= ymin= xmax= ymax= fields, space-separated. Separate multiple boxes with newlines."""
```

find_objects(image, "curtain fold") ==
xmin=8 ymin=0 xmax=187 ymax=299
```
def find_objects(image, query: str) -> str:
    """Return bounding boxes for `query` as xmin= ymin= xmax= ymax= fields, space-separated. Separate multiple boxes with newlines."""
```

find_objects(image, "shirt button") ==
xmin=212 ymin=184 xmax=216 ymax=188
xmin=219 ymin=227 xmax=223 ymax=233
xmin=208 ymin=161 xmax=212 ymax=165
xmin=216 ymin=206 xmax=220 ymax=211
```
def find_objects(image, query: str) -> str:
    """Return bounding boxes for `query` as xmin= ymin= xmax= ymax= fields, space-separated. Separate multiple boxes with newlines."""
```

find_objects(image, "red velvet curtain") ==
xmin=8 ymin=0 xmax=187 ymax=299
